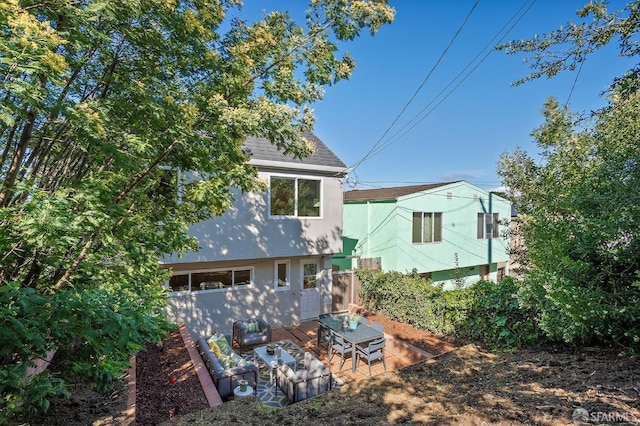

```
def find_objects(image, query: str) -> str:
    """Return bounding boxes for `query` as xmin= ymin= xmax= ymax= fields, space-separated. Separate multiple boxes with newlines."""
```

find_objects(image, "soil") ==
xmin=18 ymin=314 xmax=640 ymax=426
xmin=134 ymin=327 xmax=209 ymax=425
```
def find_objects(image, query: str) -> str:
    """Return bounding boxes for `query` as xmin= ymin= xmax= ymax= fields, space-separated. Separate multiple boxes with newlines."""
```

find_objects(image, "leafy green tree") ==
xmin=0 ymin=0 xmax=394 ymax=419
xmin=497 ymin=1 xmax=640 ymax=349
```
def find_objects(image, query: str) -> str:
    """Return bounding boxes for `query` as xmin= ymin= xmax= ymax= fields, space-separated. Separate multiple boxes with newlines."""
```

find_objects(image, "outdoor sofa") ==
xmin=196 ymin=333 xmax=259 ymax=400
xmin=275 ymin=351 xmax=333 ymax=403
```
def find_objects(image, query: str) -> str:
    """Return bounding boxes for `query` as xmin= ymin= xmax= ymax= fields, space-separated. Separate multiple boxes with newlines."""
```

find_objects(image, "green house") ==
xmin=335 ymin=181 xmax=511 ymax=288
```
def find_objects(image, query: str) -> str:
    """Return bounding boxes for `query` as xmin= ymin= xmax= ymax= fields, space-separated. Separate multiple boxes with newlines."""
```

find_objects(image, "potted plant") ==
xmin=348 ymin=313 xmax=361 ymax=330
xmin=266 ymin=343 xmax=275 ymax=355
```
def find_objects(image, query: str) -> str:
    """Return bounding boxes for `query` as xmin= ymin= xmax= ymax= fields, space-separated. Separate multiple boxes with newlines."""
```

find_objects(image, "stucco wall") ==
xmin=342 ymin=182 xmax=511 ymax=279
xmin=163 ymin=170 xmax=344 ymax=264
xmin=166 ymin=255 xmax=333 ymax=338
xmin=393 ymin=182 xmax=510 ymax=273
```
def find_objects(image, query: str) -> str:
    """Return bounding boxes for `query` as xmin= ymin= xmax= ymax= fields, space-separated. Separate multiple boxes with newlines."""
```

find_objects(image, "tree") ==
xmin=496 ymin=1 xmax=640 ymax=349
xmin=0 ymin=0 xmax=394 ymax=419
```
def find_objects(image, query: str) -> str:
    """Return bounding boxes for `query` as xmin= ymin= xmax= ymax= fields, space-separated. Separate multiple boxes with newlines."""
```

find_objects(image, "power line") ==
xmin=361 ymin=0 xmax=538 ymax=162
xmin=349 ymin=0 xmax=481 ymax=173
xmin=343 ymin=1 xmax=538 ymax=190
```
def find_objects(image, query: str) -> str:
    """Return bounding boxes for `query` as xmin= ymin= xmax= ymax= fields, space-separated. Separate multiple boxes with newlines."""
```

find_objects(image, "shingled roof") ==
xmin=344 ymin=182 xmax=457 ymax=202
xmin=242 ymin=131 xmax=347 ymax=174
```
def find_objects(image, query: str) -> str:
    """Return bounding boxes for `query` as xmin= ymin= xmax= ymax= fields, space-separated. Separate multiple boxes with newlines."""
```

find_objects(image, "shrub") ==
xmin=518 ymin=270 xmax=640 ymax=350
xmin=357 ymin=270 xmax=543 ymax=350
xmin=456 ymin=277 xmax=543 ymax=349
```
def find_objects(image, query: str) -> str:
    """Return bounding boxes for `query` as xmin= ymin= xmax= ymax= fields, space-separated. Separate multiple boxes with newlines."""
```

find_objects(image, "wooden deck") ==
xmin=270 ymin=320 xmax=435 ymax=385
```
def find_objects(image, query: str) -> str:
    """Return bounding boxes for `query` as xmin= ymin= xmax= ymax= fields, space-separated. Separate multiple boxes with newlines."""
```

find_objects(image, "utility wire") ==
xmin=565 ymin=58 xmax=585 ymax=108
xmin=362 ymin=0 xmax=537 ymax=161
xmin=349 ymin=0 xmax=481 ymax=172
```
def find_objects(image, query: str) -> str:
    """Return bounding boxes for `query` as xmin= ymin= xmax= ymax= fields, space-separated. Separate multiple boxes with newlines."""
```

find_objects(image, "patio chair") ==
xmin=275 ymin=351 xmax=333 ymax=403
xmin=317 ymin=313 xmax=333 ymax=351
xmin=328 ymin=331 xmax=353 ymax=371
xmin=356 ymin=336 xmax=386 ymax=376
xmin=232 ymin=318 xmax=272 ymax=350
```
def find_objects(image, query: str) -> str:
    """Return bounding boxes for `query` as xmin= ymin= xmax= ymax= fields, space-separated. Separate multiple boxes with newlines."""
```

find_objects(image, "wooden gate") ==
xmin=331 ymin=270 xmax=362 ymax=312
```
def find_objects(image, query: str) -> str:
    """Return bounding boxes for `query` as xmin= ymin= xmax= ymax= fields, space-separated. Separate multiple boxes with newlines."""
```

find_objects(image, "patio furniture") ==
xmin=275 ymin=351 xmax=333 ymax=403
xmin=328 ymin=332 xmax=353 ymax=371
xmin=319 ymin=314 xmax=385 ymax=372
xmin=253 ymin=343 xmax=297 ymax=384
xmin=233 ymin=318 xmax=272 ymax=350
xmin=356 ymin=336 xmax=387 ymax=376
xmin=233 ymin=385 xmax=254 ymax=399
xmin=317 ymin=313 xmax=333 ymax=351
xmin=369 ymin=321 xmax=384 ymax=332
xmin=196 ymin=333 xmax=259 ymax=400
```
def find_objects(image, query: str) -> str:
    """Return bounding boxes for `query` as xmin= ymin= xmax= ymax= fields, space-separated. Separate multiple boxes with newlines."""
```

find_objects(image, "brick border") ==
xmin=384 ymin=333 xmax=434 ymax=360
xmin=178 ymin=323 xmax=223 ymax=407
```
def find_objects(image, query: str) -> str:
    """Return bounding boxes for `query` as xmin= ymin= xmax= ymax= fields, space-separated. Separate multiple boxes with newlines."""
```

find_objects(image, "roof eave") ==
xmin=248 ymin=159 xmax=350 ymax=176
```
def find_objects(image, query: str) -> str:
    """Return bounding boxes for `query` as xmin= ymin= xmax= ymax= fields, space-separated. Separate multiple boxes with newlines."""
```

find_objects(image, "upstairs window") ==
xmin=412 ymin=212 xmax=443 ymax=243
xmin=477 ymin=213 xmax=500 ymax=239
xmin=270 ymin=176 xmax=321 ymax=217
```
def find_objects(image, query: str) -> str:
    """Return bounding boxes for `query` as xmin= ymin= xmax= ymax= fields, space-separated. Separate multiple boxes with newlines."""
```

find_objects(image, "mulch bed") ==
xmin=135 ymin=327 xmax=209 ymax=425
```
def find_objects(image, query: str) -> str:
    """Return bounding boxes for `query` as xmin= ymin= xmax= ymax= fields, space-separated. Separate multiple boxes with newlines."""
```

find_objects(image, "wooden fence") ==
xmin=331 ymin=270 xmax=361 ymax=312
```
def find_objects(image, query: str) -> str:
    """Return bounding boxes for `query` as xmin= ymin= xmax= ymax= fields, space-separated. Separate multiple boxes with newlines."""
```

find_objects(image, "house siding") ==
xmin=340 ymin=181 xmax=511 ymax=288
xmin=162 ymin=132 xmax=347 ymax=338
xmin=165 ymin=256 xmax=333 ymax=338
xmin=163 ymin=170 xmax=344 ymax=264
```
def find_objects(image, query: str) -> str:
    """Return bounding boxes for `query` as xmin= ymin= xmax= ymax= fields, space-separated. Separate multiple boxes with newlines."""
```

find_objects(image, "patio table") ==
xmin=319 ymin=314 xmax=384 ymax=373
xmin=253 ymin=344 xmax=297 ymax=384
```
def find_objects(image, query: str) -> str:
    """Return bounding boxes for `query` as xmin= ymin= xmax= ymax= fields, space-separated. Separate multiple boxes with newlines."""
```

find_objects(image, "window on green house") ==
xmin=477 ymin=213 xmax=500 ymax=239
xmin=412 ymin=212 xmax=443 ymax=243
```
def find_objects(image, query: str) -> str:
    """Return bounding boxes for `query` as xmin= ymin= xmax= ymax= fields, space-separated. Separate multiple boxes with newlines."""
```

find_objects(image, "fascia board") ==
xmin=248 ymin=159 xmax=350 ymax=176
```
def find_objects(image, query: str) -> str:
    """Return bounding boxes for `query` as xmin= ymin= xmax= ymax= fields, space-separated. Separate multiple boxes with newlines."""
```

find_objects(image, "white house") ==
xmin=162 ymin=132 xmax=348 ymax=337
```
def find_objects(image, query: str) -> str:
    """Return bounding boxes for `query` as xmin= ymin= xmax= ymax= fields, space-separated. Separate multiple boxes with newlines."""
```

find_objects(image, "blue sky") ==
xmin=241 ymin=1 xmax=636 ymax=191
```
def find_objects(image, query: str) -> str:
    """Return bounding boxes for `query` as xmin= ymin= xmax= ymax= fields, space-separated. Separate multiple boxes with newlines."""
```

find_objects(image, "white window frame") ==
xmin=167 ymin=267 xmax=254 ymax=294
xmin=301 ymin=261 xmax=319 ymax=289
xmin=412 ymin=212 xmax=443 ymax=244
xmin=274 ymin=260 xmax=290 ymax=291
xmin=477 ymin=213 xmax=500 ymax=239
xmin=268 ymin=174 xmax=323 ymax=218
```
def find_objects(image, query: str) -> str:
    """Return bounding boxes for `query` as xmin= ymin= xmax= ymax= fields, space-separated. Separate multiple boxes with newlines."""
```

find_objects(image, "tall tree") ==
xmin=497 ymin=1 xmax=640 ymax=348
xmin=0 ymin=0 xmax=394 ymax=419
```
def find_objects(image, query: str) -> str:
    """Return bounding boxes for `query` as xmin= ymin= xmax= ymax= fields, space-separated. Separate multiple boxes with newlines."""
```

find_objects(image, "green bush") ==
xmin=357 ymin=270 xmax=543 ymax=350
xmin=0 ymin=283 xmax=69 ymax=422
xmin=518 ymin=270 xmax=640 ymax=350
xmin=456 ymin=277 xmax=543 ymax=349
xmin=0 ymin=278 xmax=173 ymax=421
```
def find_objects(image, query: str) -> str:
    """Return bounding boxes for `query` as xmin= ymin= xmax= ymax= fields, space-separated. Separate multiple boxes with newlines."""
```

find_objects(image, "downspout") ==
xmin=366 ymin=200 xmax=371 ymax=257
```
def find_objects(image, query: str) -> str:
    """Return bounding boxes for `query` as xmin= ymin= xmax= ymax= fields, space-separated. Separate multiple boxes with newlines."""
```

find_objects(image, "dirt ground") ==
xmin=18 ymin=315 xmax=640 ymax=426
xmin=169 ymin=344 xmax=639 ymax=426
